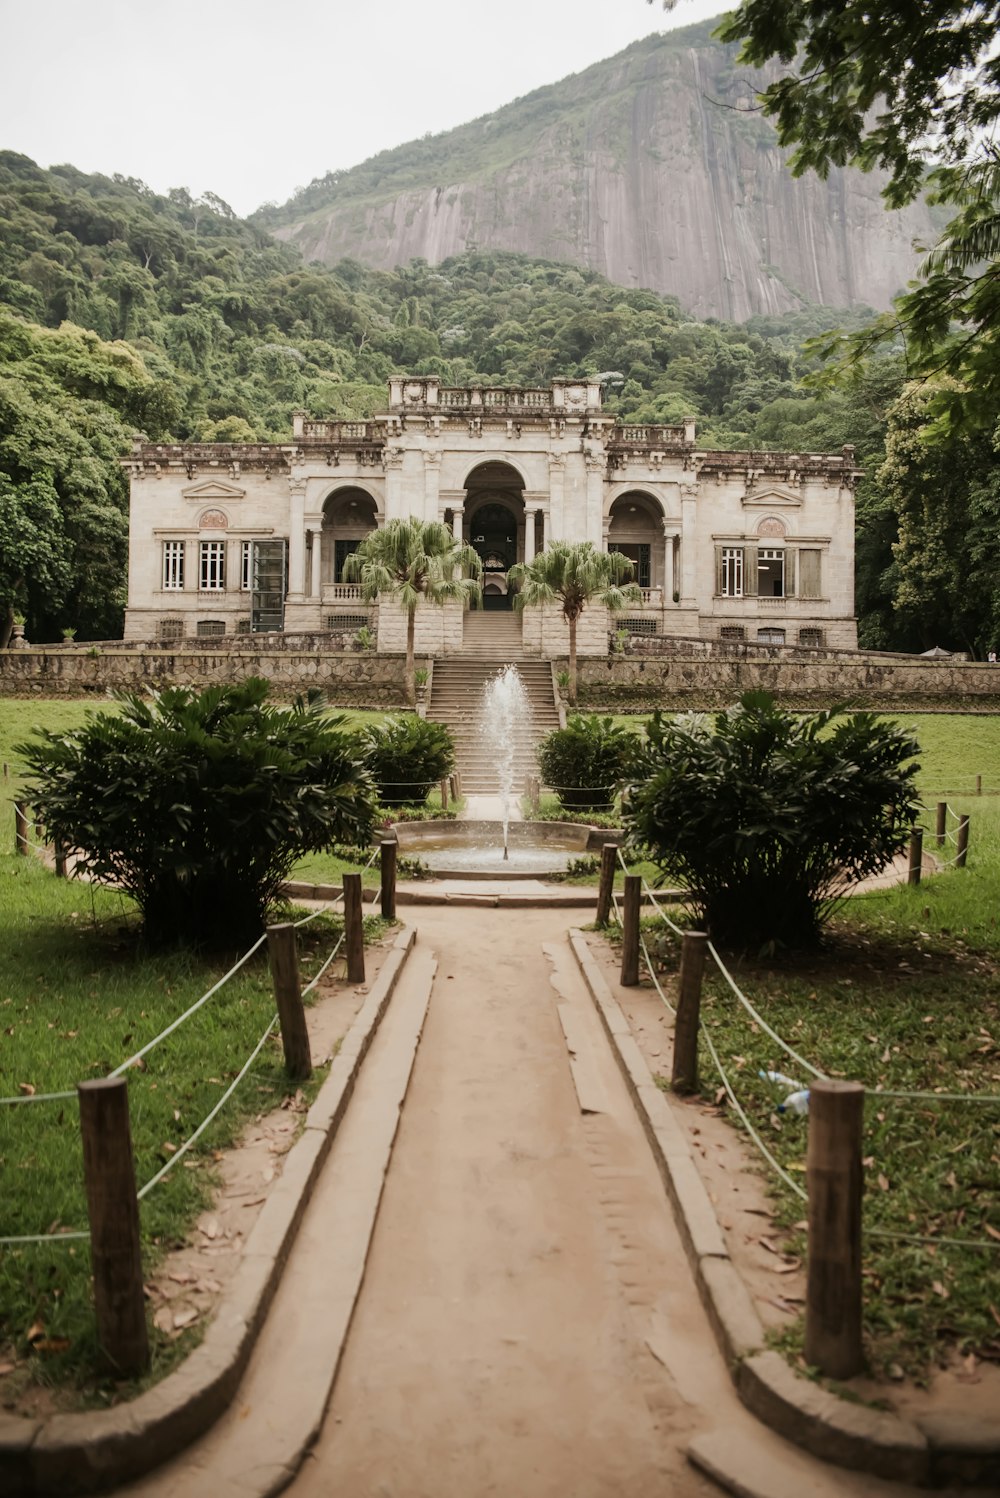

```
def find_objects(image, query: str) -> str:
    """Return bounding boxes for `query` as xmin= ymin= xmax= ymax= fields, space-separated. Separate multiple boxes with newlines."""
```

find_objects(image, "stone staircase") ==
xmin=427 ymin=612 xmax=561 ymax=795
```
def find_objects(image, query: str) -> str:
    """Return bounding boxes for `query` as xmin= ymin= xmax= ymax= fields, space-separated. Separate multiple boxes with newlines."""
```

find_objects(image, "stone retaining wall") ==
xmin=0 ymin=648 xmax=412 ymax=704
xmin=577 ymin=654 xmax=1000 ymax=711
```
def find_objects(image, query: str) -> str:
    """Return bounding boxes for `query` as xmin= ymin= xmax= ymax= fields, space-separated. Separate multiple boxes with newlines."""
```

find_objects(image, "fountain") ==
xmin=478 ymin=664 xmax=529 ymax=861
xmin=391 ymin=662 xmax=621 ymax=877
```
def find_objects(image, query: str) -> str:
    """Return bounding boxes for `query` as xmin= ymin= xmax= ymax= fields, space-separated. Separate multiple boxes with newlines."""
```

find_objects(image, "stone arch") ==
xmin=607 ymin=490 xmax=665 ymax=592
xmin=197 ymin=507 xmax=229 ymax=530
xmin=462 ymin=462 xmax=526 ymax=608
xmin=320 ymin=485 xmax=380 ymax=589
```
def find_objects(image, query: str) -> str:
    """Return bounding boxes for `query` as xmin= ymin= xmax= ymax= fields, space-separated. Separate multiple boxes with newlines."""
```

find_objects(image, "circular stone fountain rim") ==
xmin=388 ymin=818 xmax=623 ymax=879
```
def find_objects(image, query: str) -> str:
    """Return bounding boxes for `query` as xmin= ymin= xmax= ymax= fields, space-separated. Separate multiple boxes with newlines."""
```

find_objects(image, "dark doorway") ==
xmin=470 ymin=502 xmax=517 ymax=610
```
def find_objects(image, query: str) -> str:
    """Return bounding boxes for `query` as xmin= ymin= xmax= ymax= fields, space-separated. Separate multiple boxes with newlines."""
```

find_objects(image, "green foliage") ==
xmin=625 ymin=692 xmax=921 ymax=948
xmin=361 ymin=714 xmax=455 ymax=807
xmin=716 ymin=2 xmax=1000 ymax=442
xmin=509 ymin=541 xmax=641 ymax=704
xmin=17 ymin=680 xmax=376 ymax=946
xmin=537 ymin=714 xmax=643 ymax=811
xmin=344 ymin=518 xmax=482 ymax=702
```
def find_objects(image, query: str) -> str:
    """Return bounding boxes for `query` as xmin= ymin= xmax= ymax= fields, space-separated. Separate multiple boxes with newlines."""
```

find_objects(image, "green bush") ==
xmin=537 ymin=714 xmax=644 ymax=811
xmin=18 ymin=680 xmax=376 ymax=947
xmin=625 ymin=692 xmax=921 ymax=948
xmin=362 ymin=715 xmax=454 ymax=807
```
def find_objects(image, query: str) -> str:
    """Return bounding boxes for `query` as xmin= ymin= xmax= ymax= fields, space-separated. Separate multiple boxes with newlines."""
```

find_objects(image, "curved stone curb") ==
xmin=1 ymin=925 xmax=417 ymax=1498
xmin=282 ymin=878 xmax=599 ymax=908
xmin=568 ymin=929 xmax=1000 ymax=1490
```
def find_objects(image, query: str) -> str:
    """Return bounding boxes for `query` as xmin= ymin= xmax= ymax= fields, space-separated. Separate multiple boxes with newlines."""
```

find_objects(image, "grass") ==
xmin=628 ymin=770 xmax=1000 ymax=1381
xmin=0 ymin=854 xmax=390 ymax=1404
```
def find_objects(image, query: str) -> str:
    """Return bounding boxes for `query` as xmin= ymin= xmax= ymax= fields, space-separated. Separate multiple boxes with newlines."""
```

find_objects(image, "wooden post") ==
xmin=908 ymin=828 xmax=923 ymax=885
xmin=14 ymin=801 xmax=28 ymax=856
xmin=935 ymin=801 xmax=947 ymax=848
xmin=672 ymin=932 xmax=708 ymax=1095
xmin=956 ymin=814 xmax=970 ymax=868
xmin=805 ymin=1079 xmax=865 ymax=1380
xmin=380 ymin=839 xmax=397 ymax=921
xmin=54 ymin=839 xmax=67 ymax=878
xmin=343 ymin=872 xmax=365 ymax=984
xmin=596 ymin=843 xmax=617 ymax=927
xmin=976 ymin=774 xmax=982 ymax=797
xmin=266 ymin=924 xmax=312 ymax=1080
xmin=77 ymin=1077 xmax=150 ymax=1375
xmin=439 ymin=777 xmax=449 ymax=812
xmin=620 ymin=874 xmax=641 ymax=986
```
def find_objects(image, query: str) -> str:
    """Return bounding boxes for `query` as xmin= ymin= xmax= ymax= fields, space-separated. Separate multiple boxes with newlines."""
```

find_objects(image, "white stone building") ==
xmin=123 ymin=377 xmax=859 ymax=654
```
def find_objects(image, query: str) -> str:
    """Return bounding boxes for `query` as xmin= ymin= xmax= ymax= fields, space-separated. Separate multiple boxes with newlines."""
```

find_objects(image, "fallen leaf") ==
xmin=200 ymin=1217 xmax=220 ymax=1240
xmin=168 ymin=1271 xmax=196 ymax=1285
xmin=0 ymin=1360 xmax=16 ymax=1375
xmin=889 ymin=1363 xmax=905 ymax=1381
xmin=932 ymin=1280 xmax=950 ymax=1299
xmin=172 ymin=1307 xmax=199 ymax=1330
xmin=34 ymin=1338 xmax=70 ymax=1355
xmin=985 ymin=1225 xmax=1000 ymax=1243
xmin=18 ymin=1082 xmax=36 ymax=1096
xmin=25 ymin=1321 xmax=45 ymax=1345
xmin=161 ymin=1141 xmax=177 ymax=1155
xmin=153 ymin=1306 xmax=174 ymax=1333
xmin=878 ymin=1173 xmax=890 ymax=1192
xmin=773 ymin=1260 xmax=802 ymax=1275
xmin=241 ymin=1196 xmax=266 ymax=1208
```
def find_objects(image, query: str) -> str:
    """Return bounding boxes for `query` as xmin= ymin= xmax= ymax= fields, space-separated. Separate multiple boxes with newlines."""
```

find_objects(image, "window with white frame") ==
xmin=758 ymin=548 xmax=785 ymax=597
xmin=720 ymin=547 xmax=743 ymax=597
xmin=241 ymin=540 xmax=252 ymax=591
xmin=162 ymin=541 xmax=185 ymax=590
xmin=199 ymin=540 xmax=226 ymax=591
xmin=758 ymin=627 xmax=786 ymax=645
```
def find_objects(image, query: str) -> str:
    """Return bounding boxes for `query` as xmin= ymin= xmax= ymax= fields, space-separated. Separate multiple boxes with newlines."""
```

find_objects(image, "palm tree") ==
xmin=507 ymin=542 xmax=642 ymax=705
xmin=344 ymin=518 xmax=483 ymax=704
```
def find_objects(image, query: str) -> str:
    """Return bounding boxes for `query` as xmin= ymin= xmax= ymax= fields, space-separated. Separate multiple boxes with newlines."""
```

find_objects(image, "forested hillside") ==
xmin=0 ymin=151 xmax=997 ymax=657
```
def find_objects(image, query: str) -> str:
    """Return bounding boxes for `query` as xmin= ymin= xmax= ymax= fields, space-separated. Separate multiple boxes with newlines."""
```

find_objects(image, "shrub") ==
xmin=537 ymin=714 xmax=644 ymax=811
xmin=624 ymin=692 xmax=921 ymax=948
xmin=18 ymin=680 xmax=376 ymax=947
xmin=362 ymin=715 xmax=454 ymax=807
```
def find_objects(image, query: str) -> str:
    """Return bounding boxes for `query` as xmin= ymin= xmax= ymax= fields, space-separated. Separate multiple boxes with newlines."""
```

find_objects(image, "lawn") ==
xmin=0 ymin=852 xmax=389 ymax=1403
xmin=624 ymin=746 xmax=1000 ymax=1381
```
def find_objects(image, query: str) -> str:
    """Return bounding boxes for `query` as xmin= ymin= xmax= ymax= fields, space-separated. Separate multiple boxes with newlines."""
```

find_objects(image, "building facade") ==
xmin=123 ymin=377 xmax=860 ymax=654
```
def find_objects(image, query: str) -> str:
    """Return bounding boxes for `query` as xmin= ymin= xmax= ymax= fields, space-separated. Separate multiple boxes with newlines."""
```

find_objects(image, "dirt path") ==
xmin=288 ymin=908 xmax=719 ymax=1498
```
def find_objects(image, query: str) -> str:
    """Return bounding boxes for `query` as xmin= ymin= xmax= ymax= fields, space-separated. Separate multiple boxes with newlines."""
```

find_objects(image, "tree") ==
xmin=507 ymin=542 xmax=642 ymax=705
xmin=18 ymin=681 xmax=377 ymax=948
xmin=625 ymin=692 xmax=921 ymax=949
xmin=664 ymin=0 xmax=1000 ymax=437
xmin=343 ymin=518 xmax=482 ymax=704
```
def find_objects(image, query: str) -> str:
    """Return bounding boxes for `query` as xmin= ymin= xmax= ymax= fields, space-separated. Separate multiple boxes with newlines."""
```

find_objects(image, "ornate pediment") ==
xmin=742 ymin=485 xmax=801 ymax=508
xmin=181 ymin=479 xmax=246 ymax=501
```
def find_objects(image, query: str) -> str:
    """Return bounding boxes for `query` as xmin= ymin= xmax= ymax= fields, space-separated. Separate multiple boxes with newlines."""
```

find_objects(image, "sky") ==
xmin=0 ymin=0 xmax=725 ymax=218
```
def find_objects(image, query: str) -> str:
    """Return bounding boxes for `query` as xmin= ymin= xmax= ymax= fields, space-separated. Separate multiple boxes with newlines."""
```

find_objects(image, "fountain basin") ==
xmin=391 ymin=820 xmax=622 ymax=878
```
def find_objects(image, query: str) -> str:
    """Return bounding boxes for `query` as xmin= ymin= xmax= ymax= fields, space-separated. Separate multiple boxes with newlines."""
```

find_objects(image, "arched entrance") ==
xmin=463 ymin=463 xmax=525 ymax=613
xmin=607 ymin=491 xmax=663 ymax=592
xmin=321 ymin=487 xmax=378 ymax=591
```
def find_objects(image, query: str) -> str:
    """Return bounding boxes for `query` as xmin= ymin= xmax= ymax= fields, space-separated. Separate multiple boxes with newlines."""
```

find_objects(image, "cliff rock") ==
xmin=263 ymin=22 xmax=938 ymax=322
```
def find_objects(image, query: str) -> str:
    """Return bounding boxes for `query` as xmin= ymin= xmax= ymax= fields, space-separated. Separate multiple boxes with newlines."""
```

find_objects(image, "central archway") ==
xmin=463 ymin=462 xmax=526 ymax=614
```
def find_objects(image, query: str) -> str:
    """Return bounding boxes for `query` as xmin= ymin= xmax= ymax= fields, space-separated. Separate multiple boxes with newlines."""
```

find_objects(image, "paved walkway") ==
xmin=114 ymin=899 xmax=939 ymax=1498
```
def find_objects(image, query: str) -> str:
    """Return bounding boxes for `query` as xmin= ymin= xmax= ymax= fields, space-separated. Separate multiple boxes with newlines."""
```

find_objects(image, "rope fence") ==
xmin=606 ymin=842 xmax=1000 ymax=1279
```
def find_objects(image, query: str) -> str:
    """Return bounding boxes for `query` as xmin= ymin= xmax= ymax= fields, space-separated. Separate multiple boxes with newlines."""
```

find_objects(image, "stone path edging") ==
xmin=568 ymin=929 xmax=1000 ymax=1491
xmin=1 ymin=924 xmax=417 ymax=1498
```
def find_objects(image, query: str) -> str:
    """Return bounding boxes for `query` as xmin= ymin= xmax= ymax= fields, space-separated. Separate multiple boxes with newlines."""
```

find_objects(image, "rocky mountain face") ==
xmin=262 ymin=21 xmax=937 ymax=322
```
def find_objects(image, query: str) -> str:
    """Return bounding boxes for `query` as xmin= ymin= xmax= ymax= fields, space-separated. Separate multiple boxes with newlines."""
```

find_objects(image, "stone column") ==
xmin=309 ymin=522 xmax=322 ymax=598
xmin=585 ymin=453 xmax=606 ymax=547
xmin=547 ymin=453 xmax=565 ymax=541
xmin=680 ymin=483 xmax=698 ymax=603
xmin=663 ymin=521 xmax=675 ymax=599
xmin=382 ymin=446 xmax=405 ymax=522
xmin=524 ymin=507 xmax=536 ymax=564
xmin=423 ymin=449 xmax=441 ymax=526
xmin=287 ymin=476 xmax=307 ymax=600
xmin=451 ymin=505 xmax=465 ymax=542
